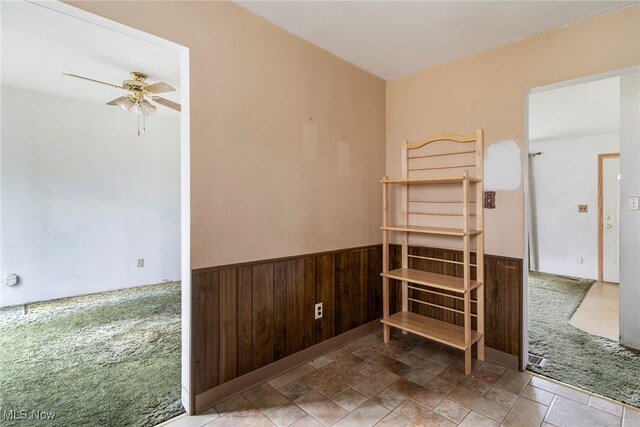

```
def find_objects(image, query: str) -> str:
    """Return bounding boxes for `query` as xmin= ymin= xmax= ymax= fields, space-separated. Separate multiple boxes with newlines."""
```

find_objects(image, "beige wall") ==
xmin=386 ymin=5 xmax=640 ymax=259
xmin=69 ymin=1 xmax=386 ymax=269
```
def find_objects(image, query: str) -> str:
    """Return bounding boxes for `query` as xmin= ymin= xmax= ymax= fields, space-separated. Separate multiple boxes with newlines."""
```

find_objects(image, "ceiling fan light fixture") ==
xmin=116 ymin=97 xmax=135 ymax=111
xmin=132 ymin=102 xmax=143 ymax=115
xmin=139 ymin=99 xmax=157 ymax=116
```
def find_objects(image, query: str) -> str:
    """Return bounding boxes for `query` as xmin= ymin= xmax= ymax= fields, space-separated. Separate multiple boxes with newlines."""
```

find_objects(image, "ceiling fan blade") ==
xmin=154 ymin=97 xmax=181 ymax=112
xmin=144 ymin=82 xmax=175 ymax=94
xmin=63 ymin=73 xmax=123 ymax=89
xmin=106 ymin=96 xmax=128 ymax=106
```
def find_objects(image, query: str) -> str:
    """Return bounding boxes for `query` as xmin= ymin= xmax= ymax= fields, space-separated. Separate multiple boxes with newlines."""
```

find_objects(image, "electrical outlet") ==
xmin=4 ymin=274 xmax=18 ymax=286
xmin=578 ymin=205 xmax=588 ymax=213
xmin=137 ymin=258 xmax=144 ymax=268
xmin=629 ymin=196 xmax=639 ymax=211
xmin=314 ymin=303 xmax=323 ymax=320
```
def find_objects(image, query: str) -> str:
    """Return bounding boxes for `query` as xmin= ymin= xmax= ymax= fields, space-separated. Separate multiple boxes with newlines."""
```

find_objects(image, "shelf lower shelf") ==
xmin=381 ymin=311 xmax=482 ymax=350
xmin=381 ymin=268 xmax=481 ymax=293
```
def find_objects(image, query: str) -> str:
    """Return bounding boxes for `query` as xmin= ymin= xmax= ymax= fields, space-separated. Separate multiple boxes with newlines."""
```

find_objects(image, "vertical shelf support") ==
xmin=401 ymin=141 xmax=409 ymax=317
xmin=476 ymin=129 xmax=485 ymax=361
xmin=382 ymin=175 xmax=390 ymax=343
xmin=463 ymin=170 xmax=472 ymax=375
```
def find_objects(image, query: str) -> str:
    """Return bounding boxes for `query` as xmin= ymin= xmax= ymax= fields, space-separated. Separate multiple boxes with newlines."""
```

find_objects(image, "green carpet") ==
xmin=528 ymin=272 xmax=640 ymax=407
xmin=0 ymin=282 xmax=184 ymax=426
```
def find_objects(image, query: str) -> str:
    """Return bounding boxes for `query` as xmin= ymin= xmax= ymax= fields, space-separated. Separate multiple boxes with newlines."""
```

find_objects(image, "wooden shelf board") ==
xmin=381 ymin=268 xmax=481 ymax=293
xmin=381 ymin=176 xmax=481 ymax=184
xmin=381 ymin=225 xmax=481 ymax=236
xmin=381 ymin=311 xmax=482 ymax=350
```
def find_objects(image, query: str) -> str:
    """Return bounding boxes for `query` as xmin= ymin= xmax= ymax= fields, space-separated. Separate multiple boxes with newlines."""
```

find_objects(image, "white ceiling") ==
xmin=1 ymin=1 xmax=180 ymax=114
xmin=529 ymin=77 xmax=620 ymax=142
xmin=235 ymin=1 xmax=635 ymax=80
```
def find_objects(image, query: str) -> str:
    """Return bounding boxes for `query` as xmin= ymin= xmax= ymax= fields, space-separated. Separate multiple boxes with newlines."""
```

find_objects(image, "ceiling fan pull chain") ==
xmin=143 ymin=113 xmax=146 ymax=135
xmin=137 ymin=112 xmax=141 ymax=137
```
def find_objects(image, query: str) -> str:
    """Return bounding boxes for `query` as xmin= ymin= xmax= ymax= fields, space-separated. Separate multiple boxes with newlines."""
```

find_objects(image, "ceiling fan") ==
xmin=63 ymin=71 xmax=180 ymax=135
xmin=63 ymin=71 xmax=180 ymax=113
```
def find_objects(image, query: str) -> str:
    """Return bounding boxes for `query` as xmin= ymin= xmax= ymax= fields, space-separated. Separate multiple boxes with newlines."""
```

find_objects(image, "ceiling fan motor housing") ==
xmin=123 ymin=72 xmax=148 ymax=91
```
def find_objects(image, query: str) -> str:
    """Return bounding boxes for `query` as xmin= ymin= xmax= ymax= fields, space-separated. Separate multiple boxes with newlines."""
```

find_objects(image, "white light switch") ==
xmin=629 ymin=196 xmax=640 ymax=211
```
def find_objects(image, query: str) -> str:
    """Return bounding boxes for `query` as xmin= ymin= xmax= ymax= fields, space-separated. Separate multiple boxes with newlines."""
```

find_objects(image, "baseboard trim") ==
xmin=486 ymin=347 xmax=519 ymax=370
xmin=195 ymin=320 xmax=381 ymax=413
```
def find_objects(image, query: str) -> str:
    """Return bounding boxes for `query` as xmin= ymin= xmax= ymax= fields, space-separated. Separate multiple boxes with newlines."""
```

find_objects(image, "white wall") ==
xmin=529 ymin=134 xmax=619 ymax=279
xmin=0 ymin=86 xmax=181 ymax=306
xmin=619 ymin=73 xmax=640 ymax=349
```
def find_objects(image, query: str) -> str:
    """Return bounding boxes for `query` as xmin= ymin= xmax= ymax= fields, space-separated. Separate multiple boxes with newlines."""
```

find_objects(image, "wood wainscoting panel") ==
xmin=192 ymin=244 xmax=522 ymax=396
xmin=193 ymin=270 xmax=220 ymax=394
xmin=273 ymin=261 xmax=289 ymax=361
xmin=368 ymin=246 xmax=383 ymax=321
xmin=315 ymin=254 xmax=335 ymax=343
xmin=303 ymin=255 xmax=317 ymax=348
xmin=484 ymin=257 xmax=522 ymax=357
xmin=192 ymin=245 xmax=384 ymax=395
xmin=218 ymin=268 xmax=238 ymax=384
xmin=286 ymin=258 xmax=306 ymax=357
xmin=237 ymin=266 xmax=253 ymax=377
xmin=251 ymin=263 xmax=274 ymax=370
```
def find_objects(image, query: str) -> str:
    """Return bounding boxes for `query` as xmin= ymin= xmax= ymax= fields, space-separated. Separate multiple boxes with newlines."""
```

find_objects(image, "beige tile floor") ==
xmin=570 ymin=282 xmax=619 ymax=341
xmin=161 ymin=329 xmax=640 ymax=427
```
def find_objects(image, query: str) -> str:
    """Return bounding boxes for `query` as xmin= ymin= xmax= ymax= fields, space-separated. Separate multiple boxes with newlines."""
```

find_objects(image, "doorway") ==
xmin=523 ymin=68 xmax=640 ymax=408
xmin=0 ymin=0 xmax=192 ymax=422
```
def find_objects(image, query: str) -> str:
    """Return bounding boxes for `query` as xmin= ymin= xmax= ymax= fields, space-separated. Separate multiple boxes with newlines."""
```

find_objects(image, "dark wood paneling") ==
xmin=367 ymin=246 xmax=383 ymax=322
xmin=219 ymin=269 xmax=238 ymax=383
xmin=388 ymin=244 xmax=403 ymax=313
xmin=192 ymin=243 xmax=522 ymax=395
xmin=336 ymin=250 xmax=360 ymax=335
xmin=286 ymin=258 xmax=305 ymax=355
xmin=193 ymin=270 xmax=219 ymax=393
xmin=315 ymin=253 xmax=335 ymax=343
xmin=358 ymin=249 xmax=369 ymax=325
xmin=273 ymin=261 xmax=288 ymax=360
xmin=484 ymin=257 xmax=521 ymax=356
xmin=237 ymin=266 xmax=253 ymax=377
xmin=251 ymin=263 xmax=274 ymax=370
xmin=303 ymin=256 xmax=316 ymax=347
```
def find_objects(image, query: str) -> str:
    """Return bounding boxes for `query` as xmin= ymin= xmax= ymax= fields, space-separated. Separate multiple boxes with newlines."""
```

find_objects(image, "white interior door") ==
xmin=602 ymin=156 xmax=620 ymax=283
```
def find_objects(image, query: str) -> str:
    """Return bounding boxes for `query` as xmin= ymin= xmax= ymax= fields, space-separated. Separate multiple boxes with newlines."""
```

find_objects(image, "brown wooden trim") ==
xmin=194 ymin=320 xmax=381 ymax=413
xmin=597 ymin=153 xmax=620 ymax=282
xmin=192 ymin=244 xmax=381 ymax=274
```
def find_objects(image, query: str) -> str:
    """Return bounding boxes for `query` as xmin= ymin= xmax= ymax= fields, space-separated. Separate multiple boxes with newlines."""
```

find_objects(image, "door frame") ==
xmin=28 ymin=0 xmax=193 ymax=413
xmin=522 ymin=65 xmax=639 ymax=370
xmin=598 ymin=152 xmax=620 ymax=282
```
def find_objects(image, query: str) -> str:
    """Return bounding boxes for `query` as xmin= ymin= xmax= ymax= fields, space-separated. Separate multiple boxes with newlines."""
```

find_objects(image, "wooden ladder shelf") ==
xmin=380 ymin=129 xmax=485 ymax=375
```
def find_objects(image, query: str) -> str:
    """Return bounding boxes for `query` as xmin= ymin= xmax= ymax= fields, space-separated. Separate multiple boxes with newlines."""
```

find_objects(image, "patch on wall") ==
xmin=484 ymin=139 xmax=521 ymax=191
